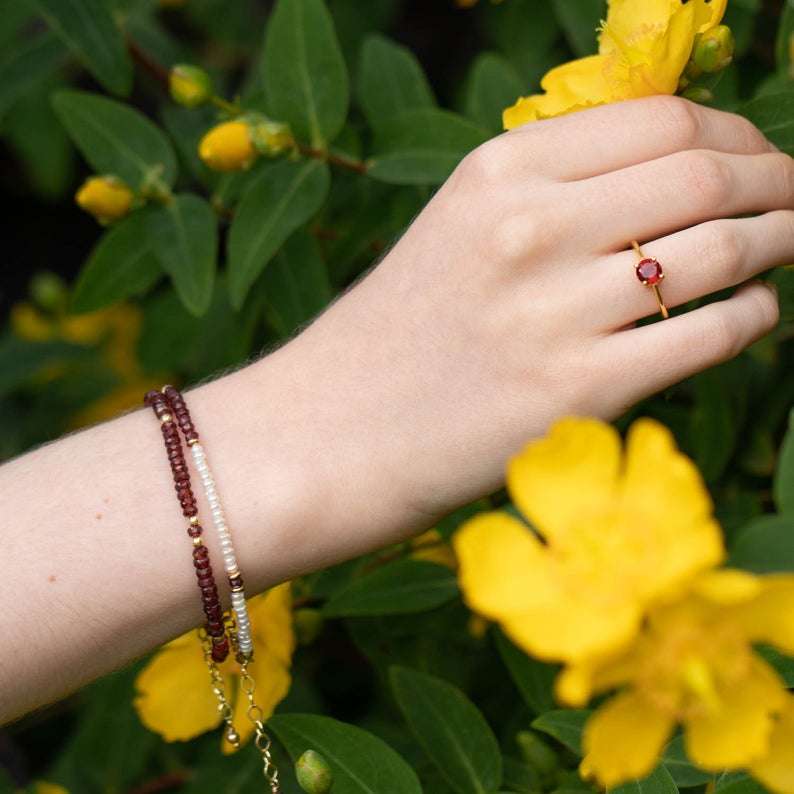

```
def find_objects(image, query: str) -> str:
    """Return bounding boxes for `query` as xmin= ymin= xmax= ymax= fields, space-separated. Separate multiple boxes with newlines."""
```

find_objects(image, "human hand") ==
xmin=261 ymin=95 xmax=787 ymax=563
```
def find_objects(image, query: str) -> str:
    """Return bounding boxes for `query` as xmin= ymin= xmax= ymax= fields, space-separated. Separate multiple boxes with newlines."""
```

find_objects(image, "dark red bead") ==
xmin=197 ymin=574 xmax=214 ymax=588
xmin=207 ymin=622 xmax=225 ymax=637
xmin=211 ymin=646 xmax=228 ymax=663
xmin=183 ymin=505 xmax=198 ymax=517
xmin=228 ymin=575 xmax=243 ymax=589
xmin=206 ymin=605 xmax=223 ymax=621
xmin=193 ymin=545 xmax=209 ymax=560
xmin=187 ymin=525 xmax=202 ymax=538
xmin=144 ymin=390 xmax=162 ymax=406
xmin=194 ymin=557 xmax=210 ymax=571
xmin=185 ymin=431 xmax=199 ymax=443
xmin=201 ymin=584 xmax=218 ymax=597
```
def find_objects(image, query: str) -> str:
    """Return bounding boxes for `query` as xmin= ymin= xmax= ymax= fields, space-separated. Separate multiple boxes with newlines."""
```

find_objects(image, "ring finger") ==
xmin=589 ymin=210 xmax=794 ymax=330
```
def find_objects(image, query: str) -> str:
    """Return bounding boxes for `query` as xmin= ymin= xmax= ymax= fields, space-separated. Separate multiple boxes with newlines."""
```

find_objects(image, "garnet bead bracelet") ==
xmin=144 ymin=389 xmax=230 ymax=662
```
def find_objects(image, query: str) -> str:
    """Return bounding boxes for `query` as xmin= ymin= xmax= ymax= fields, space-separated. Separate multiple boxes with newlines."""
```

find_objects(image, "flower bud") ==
xmin=294 ymin=608 xmax=324 ymax=645
xmin=199 ymin=120 xmax=257 ymax=172
xmin=249 ymin=116 xmax=295 ymax=157
xmin=516 ymin=731 xmax=559 ymax=780
xmin=75 ymin=175 xmax=134 ymax=225
xmin=30 ymin=272 xmax=67 ymax=312
xmin=692 ymin=25 xmax=734 ymax=73
xmin=169 ymin=64 xmax=213 ymax=108
xmin=296 ymin=750 xmax=333 ymax=793
xmin=681 ymin=86 xmax=714 ymax=104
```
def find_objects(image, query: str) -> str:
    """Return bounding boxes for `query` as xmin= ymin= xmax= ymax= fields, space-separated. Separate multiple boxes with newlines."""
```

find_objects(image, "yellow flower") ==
xmin=75 ymin=175 xmax=134 ymax=225
xmin=11 ymin=302 xmax=55 ymax=342
xmin=453 ymin=418 xmax=723 ymax=664
xmin=134 ymin=585 xmax=294 ymax=751
xmin=752 ymin=698 xmax=794 ymax=794
xmin=199 ymin=120 xmax=257 ymax=172
xmin=562 ymin=570 xmax=794 ymax=789
xmin=503 ymin=0 xmax=727 ymax=128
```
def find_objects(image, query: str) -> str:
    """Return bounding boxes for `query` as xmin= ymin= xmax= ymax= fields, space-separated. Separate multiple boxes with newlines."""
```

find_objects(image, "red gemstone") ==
xmin=636 ymin=258 xmax=664 ymax=286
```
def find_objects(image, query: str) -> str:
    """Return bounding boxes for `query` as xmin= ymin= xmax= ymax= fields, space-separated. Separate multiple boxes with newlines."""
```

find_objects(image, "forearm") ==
xmin=0 ymin=316 xmax=435 ymax=724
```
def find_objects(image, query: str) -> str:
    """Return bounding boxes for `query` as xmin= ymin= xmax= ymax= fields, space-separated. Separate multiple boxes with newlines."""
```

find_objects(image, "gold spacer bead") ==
xmin=230 ymin=585 xmax=245 ymax=593
xmin=192 ymin=536 xmax=203 ymax=547
xmin=186 ymin=438 xmax=200 ymax=446
xmin=227 ymin=568 xmax=240 ymax=578
xmin=159 ymin=413 xmax=173 ymax=423
xmin=190 ymin=516 xmax=200 ymax=525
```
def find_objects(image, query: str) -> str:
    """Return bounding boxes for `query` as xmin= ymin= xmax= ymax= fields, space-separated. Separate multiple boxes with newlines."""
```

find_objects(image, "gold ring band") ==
xmin=631 ymin=240 xmax=669 ymax=320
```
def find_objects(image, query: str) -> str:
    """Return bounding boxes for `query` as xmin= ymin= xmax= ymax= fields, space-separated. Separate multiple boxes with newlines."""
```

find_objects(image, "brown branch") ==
xmin=298 ymin=144 xmax=369 ymax=175
xmin=127 ymin=770 xmax=190 ymax=794
xmin=127 ymin=38 xmax=170 ymax=88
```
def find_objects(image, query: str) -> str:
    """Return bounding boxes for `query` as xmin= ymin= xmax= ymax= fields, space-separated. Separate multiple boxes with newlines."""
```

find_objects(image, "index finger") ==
xmin=504 ymin=95 xmax=776 ymax=182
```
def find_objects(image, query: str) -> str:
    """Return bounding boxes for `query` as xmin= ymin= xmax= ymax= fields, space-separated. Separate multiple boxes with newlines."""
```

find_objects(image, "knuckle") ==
xmin=706 ymin=222 xmax=745 ymax=281
xmin=752 ymin=285 xmax=780 ymax=330
xmin=654 ymin=95 xmax=701 ymax=148
xmin=456 ymin=139 xmax=509 ymax=186
xmin=683 ymin=150 xmax=731 ymax=209
xmin=488 ymin=210 xmax=552 ymax=264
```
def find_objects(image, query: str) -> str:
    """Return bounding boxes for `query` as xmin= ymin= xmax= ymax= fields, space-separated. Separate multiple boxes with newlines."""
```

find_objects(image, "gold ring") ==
xmin=631 ymin=240 xmax=669 ymax=319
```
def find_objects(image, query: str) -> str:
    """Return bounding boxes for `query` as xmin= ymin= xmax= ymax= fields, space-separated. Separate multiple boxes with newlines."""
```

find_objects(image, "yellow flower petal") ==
xmin=199 ymin=120 xmax=256 ymax=172
xmin=732 ymin=575 xmax=794 ymax=656
xmin=692 ymin=569 xmax=763 ymax=605
xmin=684 ymin=657 xmax=786 ymax=770
xmin=134 ymin=632 xmax=223 ymax=742
xmin=35 ymin=784 xmax=70 ymax=794
xmin=617 ymin=419 xmax=724 ymax=601
xmin=454 ymin=511 xmax=557 ymax=620
xmin=581 ymin=691 xmax=675 ymax=788
xmin=751 ymin=698 xmax=794 ymax=794
xmin=508 ymin=417 xmax=621 ymax=543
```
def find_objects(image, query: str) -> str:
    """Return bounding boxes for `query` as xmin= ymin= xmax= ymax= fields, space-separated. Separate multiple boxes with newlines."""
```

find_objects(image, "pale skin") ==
xmin=0 ymin=96 xmax=789 ymax=724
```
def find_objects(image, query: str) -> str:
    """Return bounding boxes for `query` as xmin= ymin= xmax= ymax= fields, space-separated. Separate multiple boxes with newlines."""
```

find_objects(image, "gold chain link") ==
xmin=226 ymin=616 xmax=281 ymax=793
xmin=198 ymin=627 xmax=242 ymax=749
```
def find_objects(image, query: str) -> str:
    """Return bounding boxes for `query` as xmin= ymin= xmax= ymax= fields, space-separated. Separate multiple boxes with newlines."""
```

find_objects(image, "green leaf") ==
xmin=269 ymin=713 xmax=422 ymax=794
xmin=691 ymin=369 xmax=736 ymax=483
xmin=49 ymin=666 xmax=157 ymax=792
xmin=53 ymin=90 xmax=178 ymax=190
xmin=484 ymin=0 xmax=560 ymax=82
xmin=390 ymin=666 xmax=502 ymax=794
xmin=714 ymin=773 xmax=766 ymax=794
xmin=550 ymin=0 xmax=605 ymax=57
xmin=358 ymin=34 xmax=434 ymax=130
xmin=729 ymin=514 xmax=794 ymax=572
xmin=31 ymin=0 xmax=133 ymax=95
xmin=502 ymin=756 xmax=542 ymax=793
xmin=263 ymin=0 xmax=349 ymax=147
xmin=0 ymin=32 xmax=66 ymax=120
xmin=662 ymin=736 xmax=712 ymax=788
xmin=774 ymin=408 xmax=794 ymax=515
xmin=138 ymin=279 xmax=258 ymax=380
xmin=531 ymin=710 xmax=591 ymax=756
xmin=464 ymin=52 xmax=524 ymax=133
xmin=776 ymin=0 xmax=794 ymax=75
xmin=71 ymin=210 xmax=162 ymax=313
xmin=323 ymin=559 xmax=459 ymax=618
xmin=259 ymin=230 xmax=332 ymax=338
xmin=758 ymin=645 xmax=794 ymax=687
xmin=227 ymin=159 xmax=330 ymax=309
xmin=368 ymin=108 xmax=489 ymax=186
xmin=740 ymin=92 xmax=794 ymax=155
xmin=148 ymin=194 xmax=217 ymax=316
xmin=495 ymin=629 xmax=557 ymax=716
xmin=0 ymin=335 xmax=89 ymax=398
xmin=611 ymin=765 xmax=679 ymax=794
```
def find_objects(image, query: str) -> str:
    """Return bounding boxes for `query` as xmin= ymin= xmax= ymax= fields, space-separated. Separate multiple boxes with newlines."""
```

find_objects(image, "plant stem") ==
xmin=210 ymin=95 xmax=242 ymax=116
xmin=297 ymin=143 xmax=369 ymax=175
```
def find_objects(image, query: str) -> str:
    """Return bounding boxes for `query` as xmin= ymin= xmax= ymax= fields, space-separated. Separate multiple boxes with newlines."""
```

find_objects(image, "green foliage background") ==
xmin=3 ymin=0 xmax=794 ymax=792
